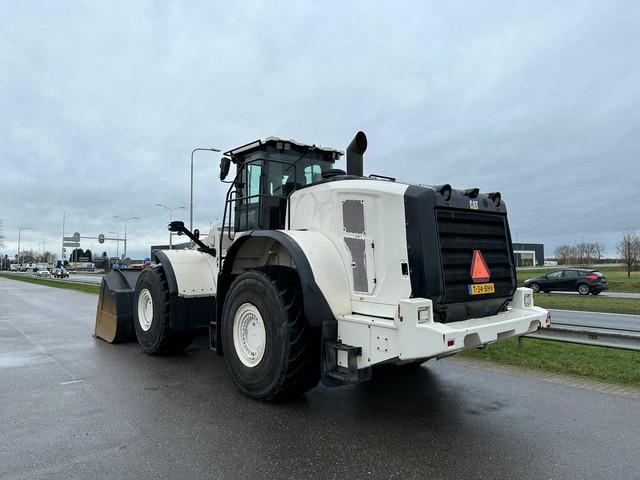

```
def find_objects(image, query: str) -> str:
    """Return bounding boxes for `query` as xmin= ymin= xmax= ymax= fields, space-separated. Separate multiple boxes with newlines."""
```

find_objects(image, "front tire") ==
xmin=221 ymin=268 xmax=320 ymax=401
xmin=133 ymin=268 xmax=193 ymax=354
xmin=529 ymin=283 xmax=540 ymax=293
xmin=578 ymin=284 xmax=590 ymax=295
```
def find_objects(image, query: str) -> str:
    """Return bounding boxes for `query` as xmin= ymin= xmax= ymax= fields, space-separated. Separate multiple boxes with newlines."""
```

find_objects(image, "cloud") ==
xmin=1 ymin=0 xmax=638 ymax=259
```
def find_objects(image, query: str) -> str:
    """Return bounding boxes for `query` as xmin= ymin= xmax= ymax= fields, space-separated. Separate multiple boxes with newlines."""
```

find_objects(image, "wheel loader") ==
xmin=95 ymin=131 xmax=550 ymax=400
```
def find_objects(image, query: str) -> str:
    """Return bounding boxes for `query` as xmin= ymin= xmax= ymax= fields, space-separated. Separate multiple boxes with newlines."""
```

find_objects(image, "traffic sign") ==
xmin=64 ymin=242 xmax=80 ymax=247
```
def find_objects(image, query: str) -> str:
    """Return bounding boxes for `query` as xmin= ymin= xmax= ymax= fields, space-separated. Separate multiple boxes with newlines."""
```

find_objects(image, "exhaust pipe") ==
xmin=346 ymin=131 xmax=367 ymax=176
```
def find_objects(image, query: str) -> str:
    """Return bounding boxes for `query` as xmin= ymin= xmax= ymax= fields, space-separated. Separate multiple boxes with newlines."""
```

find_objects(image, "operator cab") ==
xmin=222 ymin=137 xmax=343 ymax=232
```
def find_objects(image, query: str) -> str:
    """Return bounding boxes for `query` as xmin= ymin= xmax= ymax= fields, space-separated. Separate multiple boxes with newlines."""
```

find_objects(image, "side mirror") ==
xmin=220 ymin=157 xmax=231 ymax=180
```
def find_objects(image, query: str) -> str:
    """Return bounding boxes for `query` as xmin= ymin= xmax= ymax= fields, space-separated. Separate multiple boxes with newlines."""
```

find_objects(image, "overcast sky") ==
xmin=1 ymin=1 xmax=639 ymax=260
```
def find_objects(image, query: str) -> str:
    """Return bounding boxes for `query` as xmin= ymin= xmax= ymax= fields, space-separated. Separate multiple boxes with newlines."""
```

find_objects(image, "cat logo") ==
xmin=469 ymin=199 xmax=479 ymax=210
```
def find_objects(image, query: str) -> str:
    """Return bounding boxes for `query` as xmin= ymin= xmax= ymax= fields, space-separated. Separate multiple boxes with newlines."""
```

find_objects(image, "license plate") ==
xmin=469 ymin=283 xmax=495 ymax=295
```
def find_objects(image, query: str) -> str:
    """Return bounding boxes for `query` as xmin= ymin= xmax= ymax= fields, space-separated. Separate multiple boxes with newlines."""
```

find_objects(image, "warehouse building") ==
xmin=512 ymin=242 xmax=544 ymax=267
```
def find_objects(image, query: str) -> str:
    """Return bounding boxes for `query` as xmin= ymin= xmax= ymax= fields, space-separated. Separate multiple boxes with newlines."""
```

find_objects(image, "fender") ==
xmin=152 ymin=249 xmax=217 ymax=332
xmin=217 ymin=230 xmax=351 ymax=329
xmin=152 ymin=249 xmax=217 ymax=297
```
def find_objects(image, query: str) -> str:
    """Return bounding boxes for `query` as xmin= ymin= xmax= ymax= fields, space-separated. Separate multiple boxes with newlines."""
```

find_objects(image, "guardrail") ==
xmin=527 ymin=324 xmax=640 ymax=352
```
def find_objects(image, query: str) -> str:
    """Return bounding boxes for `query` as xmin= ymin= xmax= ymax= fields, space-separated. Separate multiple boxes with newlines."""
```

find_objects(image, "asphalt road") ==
xmin=68 ymin=273 xmax=103 ymax=284
xmin=1 ymin=277 xmax=639 ymax=479
xmin=549 ymin=308 xmax=640 ymax=332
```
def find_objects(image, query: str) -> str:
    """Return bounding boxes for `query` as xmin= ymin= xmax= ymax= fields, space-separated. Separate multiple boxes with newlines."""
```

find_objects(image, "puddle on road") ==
xmin=0 ymin=352 xmax=48 ymax=368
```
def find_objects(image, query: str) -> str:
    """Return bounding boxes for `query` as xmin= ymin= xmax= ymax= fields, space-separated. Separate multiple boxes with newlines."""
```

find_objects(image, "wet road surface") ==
xmin=1 ymin=277 xmax=639 ymax=479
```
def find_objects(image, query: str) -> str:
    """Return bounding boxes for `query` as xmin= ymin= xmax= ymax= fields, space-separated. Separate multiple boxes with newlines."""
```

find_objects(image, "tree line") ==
xmin=554 ymin=242 xmax=605 ymax=266
xmin=554 ymin=233 xmax=640 ymax=277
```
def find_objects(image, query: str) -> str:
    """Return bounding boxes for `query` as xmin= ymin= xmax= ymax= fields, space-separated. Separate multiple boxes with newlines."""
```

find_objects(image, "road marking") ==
xmin=61 ymin=379 xmax=85 ymax=385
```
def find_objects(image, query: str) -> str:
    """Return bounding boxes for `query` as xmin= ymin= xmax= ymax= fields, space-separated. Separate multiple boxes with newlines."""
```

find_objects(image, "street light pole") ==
xmin=17 ymin=227 xmax=32 ymax=269
xmin=113 ymin=216 xmax=138 ymax=260
xmin=156 ymin=204 xmax=186 ymax=249
xmin=190 ymin=147 xmax=221 ymax=232
xmin=108 ymin=231 xmax=120 ymax=259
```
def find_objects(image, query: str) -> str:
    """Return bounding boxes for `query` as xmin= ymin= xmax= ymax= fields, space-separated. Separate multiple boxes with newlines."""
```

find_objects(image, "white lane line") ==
xmin=61 ymin=379 xmax=85 ymax=385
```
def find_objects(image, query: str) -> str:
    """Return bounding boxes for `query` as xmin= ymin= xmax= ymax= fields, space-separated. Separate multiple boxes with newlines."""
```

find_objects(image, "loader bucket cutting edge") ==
xmin=94 ymin=269 xmax=142 ymax=343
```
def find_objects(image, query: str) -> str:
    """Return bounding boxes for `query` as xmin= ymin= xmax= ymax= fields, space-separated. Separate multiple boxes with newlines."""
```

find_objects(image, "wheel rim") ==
xmin=579 ymin=285 xmax=589 ymax=294
xmin=137 ymin=288 xmax=154 ymax=331
xmin=531 ymin=284 xmax=539 ymax=293
xmin=233 ymin=302 xmax=266 ymax=368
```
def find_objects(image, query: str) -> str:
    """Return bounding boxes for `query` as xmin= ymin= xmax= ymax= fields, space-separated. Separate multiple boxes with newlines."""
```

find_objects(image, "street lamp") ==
xmin=108 ymin=231 xmax=120 ymax=259
xmin=156 ymin=204 xmax=186 ymax=249
xmin=113 ymin=216 xmax=138 ymax=260
xmin=190 ymin=147 xmax=221 ymax=231
xmin=17 ymin=227 xmax=32 ymax=269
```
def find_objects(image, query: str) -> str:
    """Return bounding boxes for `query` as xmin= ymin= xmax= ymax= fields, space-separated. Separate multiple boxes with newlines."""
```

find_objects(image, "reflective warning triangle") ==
xmin=470 ymin=250 xmax=491 ymax=283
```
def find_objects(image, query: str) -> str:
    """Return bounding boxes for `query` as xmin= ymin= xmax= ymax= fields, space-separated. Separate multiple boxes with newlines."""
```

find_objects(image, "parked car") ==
xmin=523 ymin=269 xmax=609 ymax=295
xmin=52 ymin=268 xmax=69 ymax=279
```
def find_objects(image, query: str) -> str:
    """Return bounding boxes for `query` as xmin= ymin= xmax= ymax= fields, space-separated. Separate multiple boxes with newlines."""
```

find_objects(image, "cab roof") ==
xmin=224 ymin=137 xmax=343 ymax=163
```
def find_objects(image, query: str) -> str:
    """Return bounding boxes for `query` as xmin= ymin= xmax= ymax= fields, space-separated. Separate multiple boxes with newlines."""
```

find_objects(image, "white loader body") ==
xmin=287 ymin=179 xmax=548 ymax=368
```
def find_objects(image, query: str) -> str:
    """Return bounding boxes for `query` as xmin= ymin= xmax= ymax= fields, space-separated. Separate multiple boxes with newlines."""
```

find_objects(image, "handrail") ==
xmin=219 ymin=156 xmax=299 ymax=263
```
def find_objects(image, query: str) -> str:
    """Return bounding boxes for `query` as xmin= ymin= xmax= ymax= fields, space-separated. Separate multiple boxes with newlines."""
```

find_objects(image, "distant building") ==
xmin=513 ymin=242 xmax=544 ymax=267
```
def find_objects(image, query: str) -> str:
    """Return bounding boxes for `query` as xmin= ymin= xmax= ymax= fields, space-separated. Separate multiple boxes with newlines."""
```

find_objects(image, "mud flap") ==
xmin=94 ymin=269 xmax=143 ymax=343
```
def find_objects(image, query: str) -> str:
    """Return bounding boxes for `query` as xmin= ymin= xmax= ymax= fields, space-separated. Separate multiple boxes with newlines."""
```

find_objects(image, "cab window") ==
xmin=247 ymin=163 xmax=262 ymax=204
xmin=303 ymin=164 xmax=322 ymax=184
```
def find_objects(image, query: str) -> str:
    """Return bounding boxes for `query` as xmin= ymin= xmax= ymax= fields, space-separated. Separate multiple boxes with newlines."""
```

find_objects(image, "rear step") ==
xmin=324 ymin=341 xmax=363 ymax=384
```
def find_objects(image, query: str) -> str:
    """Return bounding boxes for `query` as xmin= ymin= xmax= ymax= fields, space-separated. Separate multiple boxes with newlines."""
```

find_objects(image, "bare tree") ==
xmin=0 ymin=219 xmax=5 ymax=249
xmin=617 ymin=232 xmax=640 ymax=278
xmin=555 ymin=244 xmax=573 ymax=265
xmin=592 ymin=242 xmax=605 ymax=262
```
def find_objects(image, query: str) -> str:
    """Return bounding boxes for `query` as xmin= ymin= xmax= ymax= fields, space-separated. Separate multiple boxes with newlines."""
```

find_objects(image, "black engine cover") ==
xmin=404 ymin=185 xmax=517 ymax=323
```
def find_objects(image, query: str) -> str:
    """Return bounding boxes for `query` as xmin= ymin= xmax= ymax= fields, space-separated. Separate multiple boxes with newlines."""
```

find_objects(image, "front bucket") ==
xmin=94 ymin=269 xmax=143 ymax=343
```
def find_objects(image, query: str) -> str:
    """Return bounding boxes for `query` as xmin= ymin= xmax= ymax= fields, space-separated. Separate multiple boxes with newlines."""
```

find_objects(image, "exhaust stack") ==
xmin=346 ymin=131 xmax=367 ymax=177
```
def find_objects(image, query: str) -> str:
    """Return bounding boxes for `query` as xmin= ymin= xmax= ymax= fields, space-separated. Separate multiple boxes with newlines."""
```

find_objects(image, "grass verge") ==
xmin=533 ymin=293 xmax=640 ymax=315
xmin=0 ymin=273 xmax=100 ymax=294
xmin=462 ymin=337 xmax=640 ymax=387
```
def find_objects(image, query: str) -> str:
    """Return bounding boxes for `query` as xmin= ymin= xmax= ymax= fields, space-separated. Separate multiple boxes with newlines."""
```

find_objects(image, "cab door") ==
xmin=235 ymin=161 xmax=263 ymax=231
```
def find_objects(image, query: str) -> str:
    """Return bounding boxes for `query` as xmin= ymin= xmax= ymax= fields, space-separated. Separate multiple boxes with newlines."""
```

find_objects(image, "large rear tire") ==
xmin=133 ymin=268 xmax=193 ymax=355
xmin=221 ymin=267 xmax=320 ymax=401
